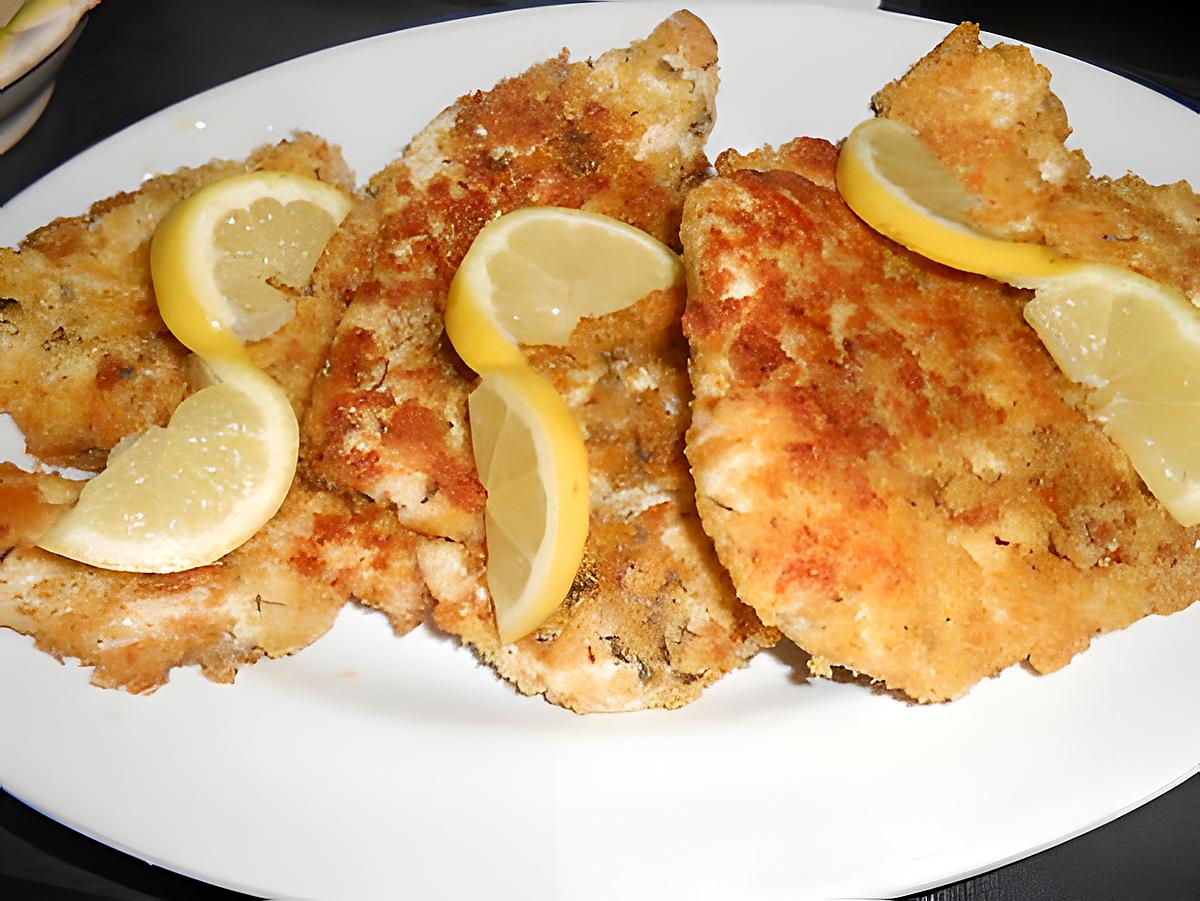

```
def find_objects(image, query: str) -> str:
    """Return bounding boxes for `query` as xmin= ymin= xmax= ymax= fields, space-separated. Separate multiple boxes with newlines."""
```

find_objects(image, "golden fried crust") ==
xmin=682 ymin=139 xmax=1200 ymax=702
xmin=0 ymin=133 xmax=356 ymax=470
xmin=302 ymin=10 xmax=718 ymax=541
xmin=873 ymin=22 xmax=1200 ymax=303
xmin=0 ymin=480 xmax=430 ymax=693
xmin=426 ymin=288 xmax=777 ymax=713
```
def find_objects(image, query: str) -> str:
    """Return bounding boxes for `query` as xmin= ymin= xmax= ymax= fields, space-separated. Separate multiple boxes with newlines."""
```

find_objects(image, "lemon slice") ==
xmin=445 ymin=206 xmax=682 ymax=371
xmin=837 ymin=118 xmax=1081 ymax=285
xmin=151 ymin=170 xmax=353 ymax=359
xmin=1025 ymin=266 xmax=1200 ymax=524
xmin=34 ymin=171 xmax=344 ymax=572
xmin=37 ymin=358 xmax=298 ymax=572
xmin=469 ymin=368 xmax=589 ymax=644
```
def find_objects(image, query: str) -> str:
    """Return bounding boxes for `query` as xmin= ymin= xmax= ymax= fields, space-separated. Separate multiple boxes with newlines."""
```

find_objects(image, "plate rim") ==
xmin=3 ymin=3 xmax=1199 ymax=898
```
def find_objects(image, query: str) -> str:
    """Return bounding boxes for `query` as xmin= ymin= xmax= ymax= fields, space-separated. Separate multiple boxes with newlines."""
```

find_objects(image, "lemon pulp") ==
xmin=1025 ymin=267 xmax=1200 ymax=524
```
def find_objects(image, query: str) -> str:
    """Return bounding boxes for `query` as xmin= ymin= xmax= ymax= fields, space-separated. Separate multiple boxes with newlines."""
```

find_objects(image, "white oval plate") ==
xmin=2 ymin=4 xmax=1198 ymax=899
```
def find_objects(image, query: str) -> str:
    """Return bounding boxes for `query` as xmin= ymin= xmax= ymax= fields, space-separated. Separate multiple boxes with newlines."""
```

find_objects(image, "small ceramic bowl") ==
xmin=0 ymin=1 xmax=97 ymax=153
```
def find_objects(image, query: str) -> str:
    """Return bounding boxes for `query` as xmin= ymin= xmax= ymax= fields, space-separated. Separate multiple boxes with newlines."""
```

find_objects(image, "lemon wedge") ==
xmin=151 ymin=170 xmax=353 ymax=359
xmin=839 ymin=116 xmax=1200 ymax=526
xmin=837 ymin=118 xmax=1080 ymax=285
xmin=1025 ymin=266 xmax=1200 ymax=524
xmin=37 ymin=358 xmax=298 ymax=572
xmin=469 ymin=368 xmax=590 ymax=644
xmin=445 ymin=206 xmax=682 ymax=370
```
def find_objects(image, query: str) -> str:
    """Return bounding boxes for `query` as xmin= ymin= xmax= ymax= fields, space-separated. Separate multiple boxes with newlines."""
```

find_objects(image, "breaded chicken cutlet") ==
xmin=681 ymin=29 xmax=1200 ymax=702
xmin=303 ymin=11 xmax=776 ymax=712
xmin=1 ymin=136 xmax=432 ymax=692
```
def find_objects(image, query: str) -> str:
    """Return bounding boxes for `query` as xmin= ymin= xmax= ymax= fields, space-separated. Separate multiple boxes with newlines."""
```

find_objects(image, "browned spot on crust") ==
xmin=383 ymin=401 xmax=485 ymax=513
xmin=94 ymin=356 xmax=135 ymax=390
xmin=0 ymin=464 xmax=81 ymax=548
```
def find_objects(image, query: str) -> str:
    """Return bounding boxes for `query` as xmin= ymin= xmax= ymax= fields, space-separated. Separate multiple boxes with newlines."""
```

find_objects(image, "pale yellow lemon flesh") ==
xmin=151 ymin=170 xmax=352 ymax=359
xmin=839 ymin=116 xmax=1200 ymax=526
xmin=1025 ymin=267 xmax=1200 ymax=524
xmin=469 ymin=369 xmax=590 ymax=644
xmin=37 ymin=359 xmax=298 ymax=572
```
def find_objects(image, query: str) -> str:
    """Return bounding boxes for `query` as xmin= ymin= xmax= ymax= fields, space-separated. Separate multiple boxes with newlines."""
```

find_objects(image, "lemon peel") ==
xmin=837 ymin=118 xmax=1081 ymax=286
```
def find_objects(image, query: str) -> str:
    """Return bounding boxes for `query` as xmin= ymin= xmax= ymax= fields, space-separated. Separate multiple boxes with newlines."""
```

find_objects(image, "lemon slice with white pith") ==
xmin=151 ymin=169 xmax=352 ymax=359
xmin=445 ymin=206 xmax=682 ymax=369
xmin=837 ymin=118 xmax=1082 ymax=286
xmin=469 ymin=368 xmax=590 ymax=644
xmin=37 ymin=359 xmax=298 ymax=572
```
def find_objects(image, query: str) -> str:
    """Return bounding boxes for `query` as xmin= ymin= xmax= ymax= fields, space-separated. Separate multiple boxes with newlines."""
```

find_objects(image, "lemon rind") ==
xmin=836 ymin=119 xmax=1081 ymax=286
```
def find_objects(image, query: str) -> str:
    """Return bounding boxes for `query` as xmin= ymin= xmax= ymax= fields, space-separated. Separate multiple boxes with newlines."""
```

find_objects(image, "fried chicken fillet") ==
xmin=682 ymin=51 xmax=1200 ymax=701
xmin=304 ymin=11 xmax=775 ymax=712
xmin=1 ymin=135 xmax=432 ymax=692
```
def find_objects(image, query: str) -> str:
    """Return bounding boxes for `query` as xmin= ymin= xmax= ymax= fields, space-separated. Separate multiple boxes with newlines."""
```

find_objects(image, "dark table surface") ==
xmin=2 ymin=2 xmax=1198 ymax=899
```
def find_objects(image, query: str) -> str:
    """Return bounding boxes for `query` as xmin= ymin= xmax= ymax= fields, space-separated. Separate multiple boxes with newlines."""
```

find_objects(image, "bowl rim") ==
xmin=0 ymin=5 xmax=91 ymax=91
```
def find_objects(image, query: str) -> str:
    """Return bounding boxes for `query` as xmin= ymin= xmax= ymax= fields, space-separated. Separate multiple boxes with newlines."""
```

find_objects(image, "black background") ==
xmin=2 ymin=2 xmax=1198 ymax=899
